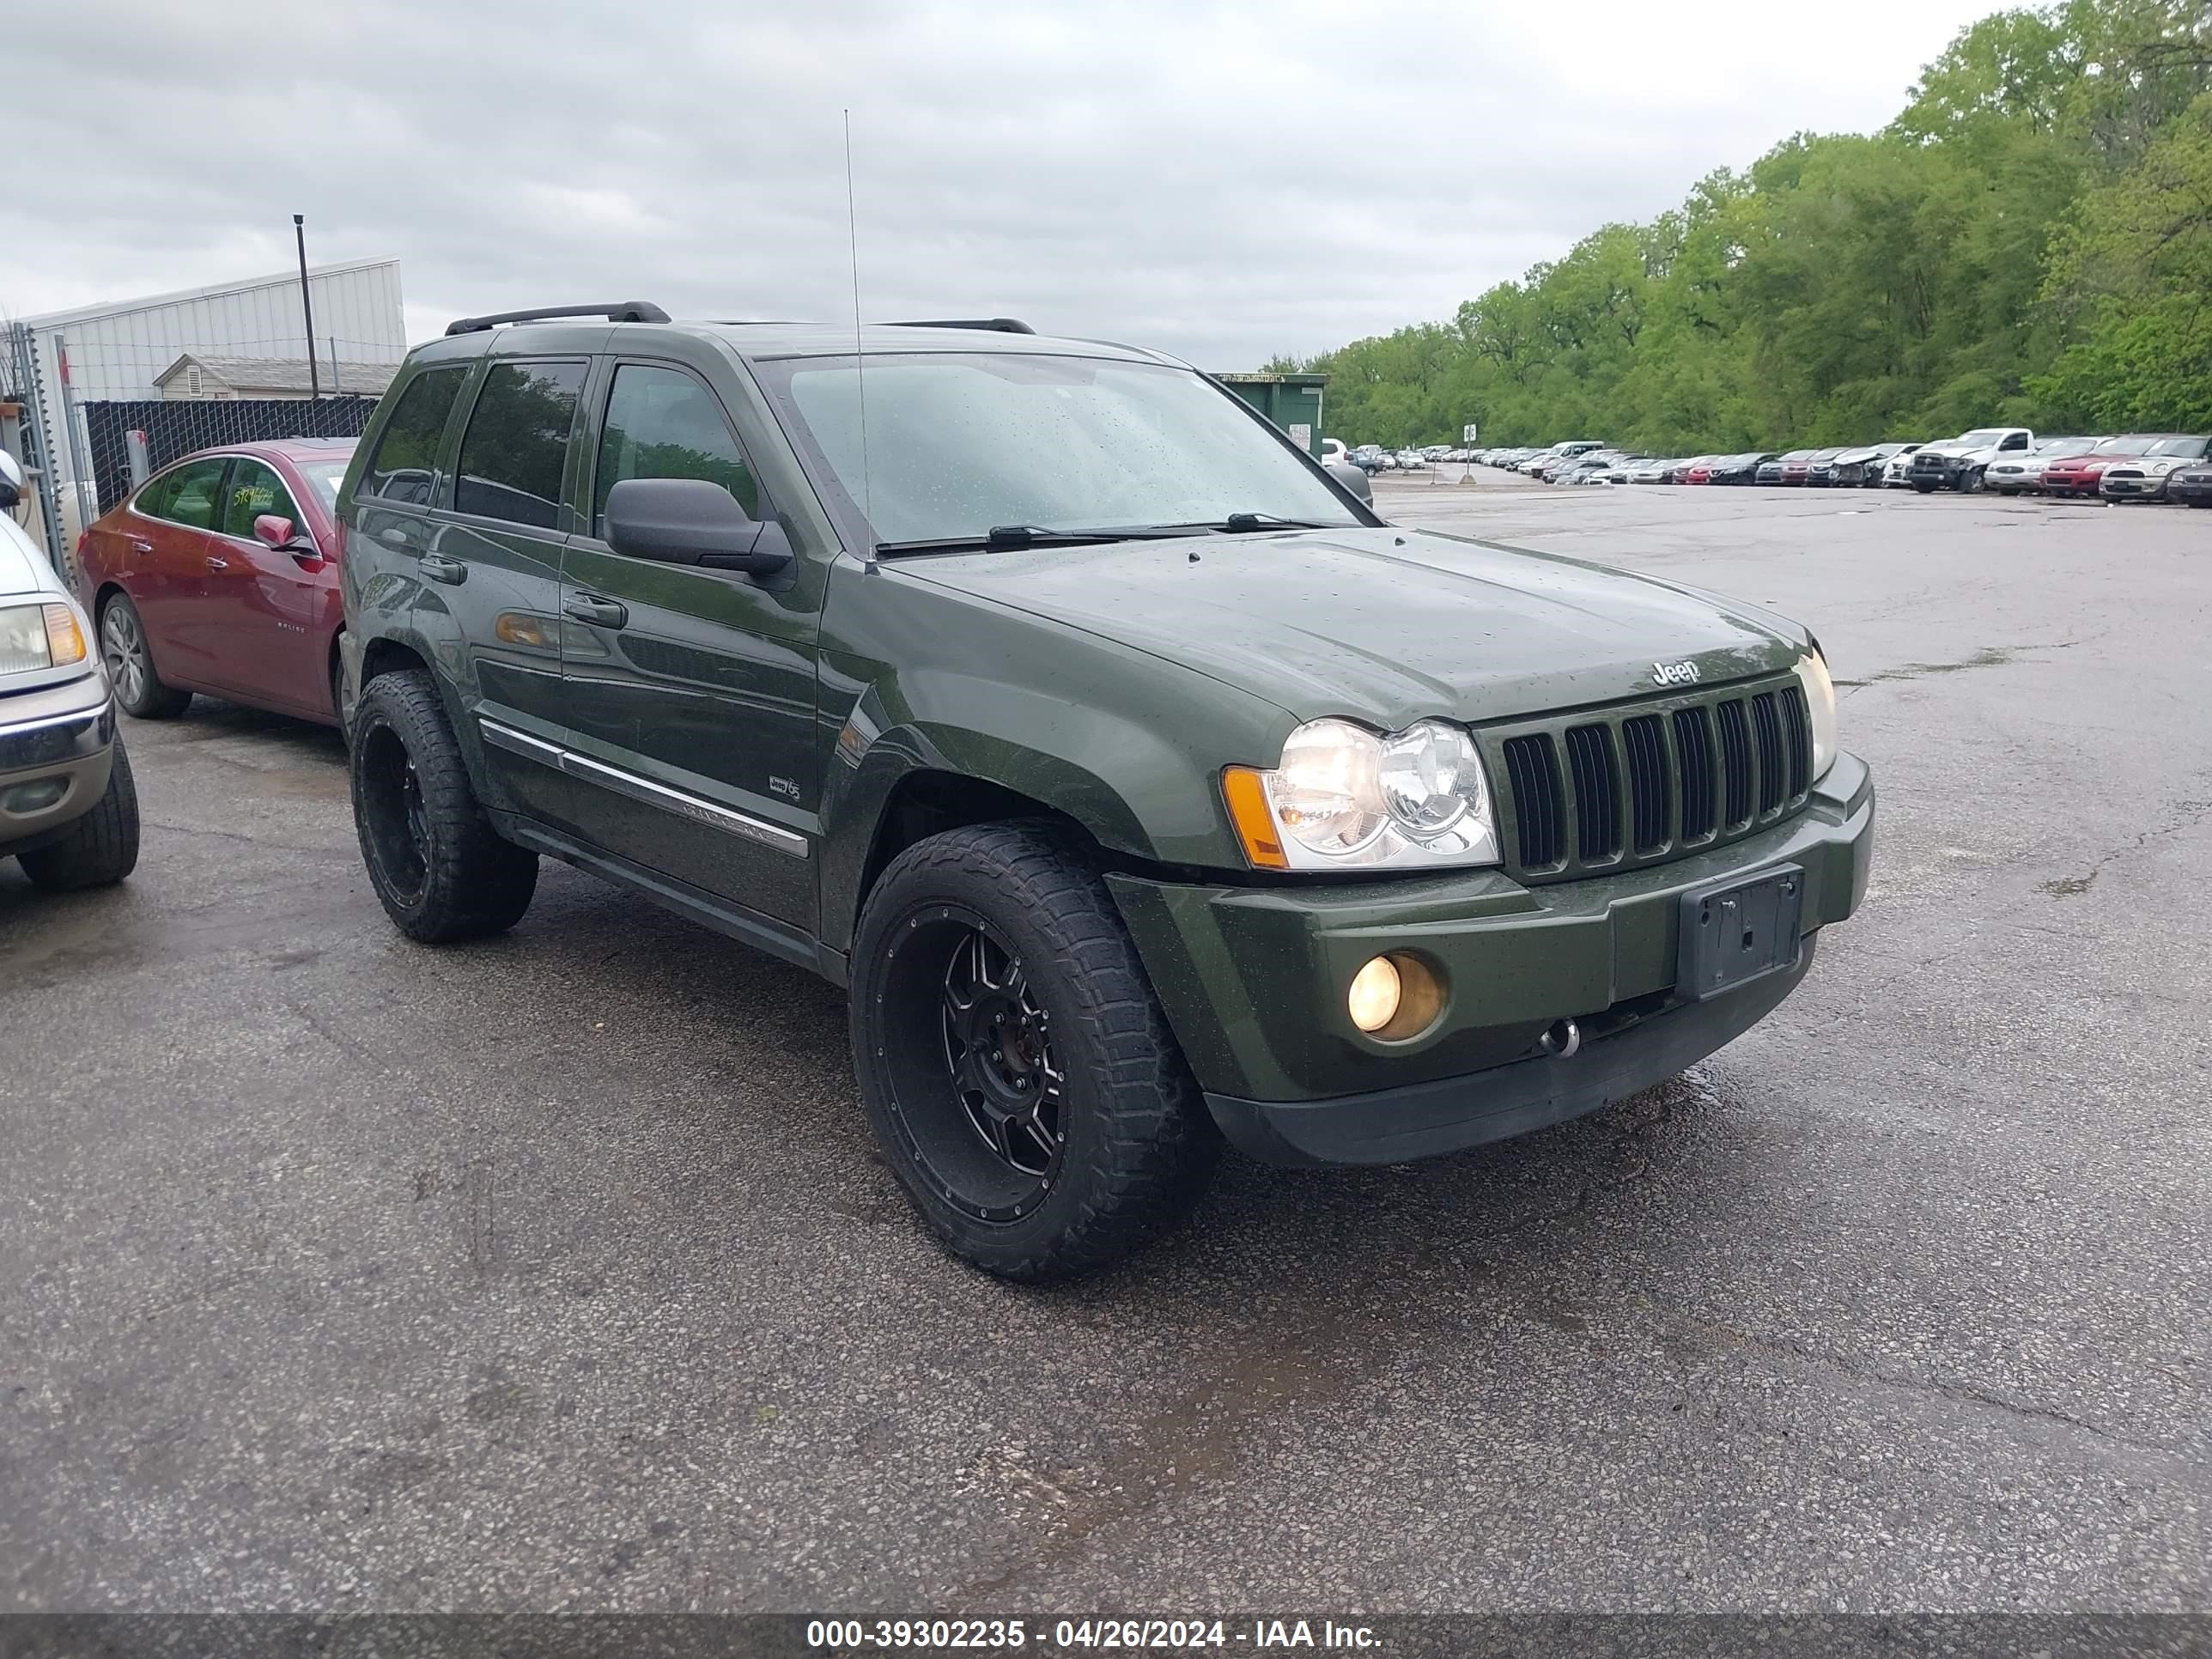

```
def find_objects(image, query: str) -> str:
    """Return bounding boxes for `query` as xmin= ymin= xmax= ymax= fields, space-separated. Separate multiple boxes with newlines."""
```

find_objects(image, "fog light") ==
xmin=1347 ymin=955 xmax=1402 ymax=1033
xmin=3 ymin=778 xmax=68 ymax=814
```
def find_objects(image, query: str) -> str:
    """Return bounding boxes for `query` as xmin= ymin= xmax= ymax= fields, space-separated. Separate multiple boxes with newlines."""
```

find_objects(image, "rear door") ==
xmin=199 ymin=457 xmax=330 ymax=716
xmin=434 ymin=356 xmax=591 ymax=828
xmin=124 ymin=456 xmax=230 ymax=684
xmin=556 ymin=356 xmax=823 ymax=928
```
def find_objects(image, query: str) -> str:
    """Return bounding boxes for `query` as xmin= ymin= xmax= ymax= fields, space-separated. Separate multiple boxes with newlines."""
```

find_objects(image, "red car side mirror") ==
xmin=252 ymin=514 xmax=295 ymax=548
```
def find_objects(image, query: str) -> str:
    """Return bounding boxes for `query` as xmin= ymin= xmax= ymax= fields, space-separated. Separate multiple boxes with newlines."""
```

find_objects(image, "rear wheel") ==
xmin=19 ymin=735 xmax=140 ymax=890
xmin=349 ymin=668 xmax=536 ymax=942
xmin=849 ymin=823 xmax=1218 ymax=1280
xmin=99 ymin=593 xmax=191 ymax=720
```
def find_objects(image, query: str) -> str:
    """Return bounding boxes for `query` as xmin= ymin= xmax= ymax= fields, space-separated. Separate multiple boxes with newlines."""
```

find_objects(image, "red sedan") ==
xmin=2039 ymin=434 xmax=2154 ymax=499
xmin=76 ymin=439 xmax=355 ymax=727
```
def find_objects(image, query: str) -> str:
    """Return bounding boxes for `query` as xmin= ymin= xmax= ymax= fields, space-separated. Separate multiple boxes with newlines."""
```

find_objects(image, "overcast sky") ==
xmin=8 ymin=0 xmax=2009 ymax=369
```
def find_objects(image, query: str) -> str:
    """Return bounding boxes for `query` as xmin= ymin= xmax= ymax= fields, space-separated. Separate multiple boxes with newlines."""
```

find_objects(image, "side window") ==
xmin=149 ymin=459 xmax=228 ymax=531
xmin=2002 ymin=433 xmax=2027 ymax=451
xmin=592 ymin=363 xmax=759 ymax=537
xmin=220 ymin=460 xmax=306 ymax=541
xmin=361 ymin=365 xmax=468 ymax=506
xmin=453 ymin=361 xmax=587 ymax=530
xmin=134 ymin=469 xmax=181 ymax=520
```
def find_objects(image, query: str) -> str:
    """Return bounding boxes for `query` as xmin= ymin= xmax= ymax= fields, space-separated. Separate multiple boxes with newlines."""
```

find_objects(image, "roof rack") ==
xmin=888 ymin=318 xmax=1036 ymax=335
xmin=445 ymin=301 xmax=670 ymax=336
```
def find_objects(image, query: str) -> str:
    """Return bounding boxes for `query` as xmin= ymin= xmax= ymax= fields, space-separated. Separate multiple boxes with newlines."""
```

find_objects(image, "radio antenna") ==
xmin=843 ymin=109 xmax=872 ymax=528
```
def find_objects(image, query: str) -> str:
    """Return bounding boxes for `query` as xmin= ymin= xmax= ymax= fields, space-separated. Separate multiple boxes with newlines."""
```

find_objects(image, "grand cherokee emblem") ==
xmin=1651 ymin=659 xmax=1701 ymax=687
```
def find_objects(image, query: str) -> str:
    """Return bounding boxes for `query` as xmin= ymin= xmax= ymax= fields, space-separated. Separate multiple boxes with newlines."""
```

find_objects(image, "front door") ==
xmin=557 ymin=360 xmax=823 ymax=928
xmin=200 ymin=457 xmax=331 ymax=716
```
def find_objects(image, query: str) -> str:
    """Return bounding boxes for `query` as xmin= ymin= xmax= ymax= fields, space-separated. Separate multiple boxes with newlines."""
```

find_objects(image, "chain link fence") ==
xmin=82 ymin=395 xmax=380 ymax=516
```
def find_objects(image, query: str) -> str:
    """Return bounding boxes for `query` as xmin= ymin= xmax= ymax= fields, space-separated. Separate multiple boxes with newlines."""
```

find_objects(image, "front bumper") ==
xmin=1208 ymin=939 xmax=1815 ymax=1166
xmin=2100 ymin=472 xmax=2167 ymax=500
xmin=0 ymin=678 xmax=116 ymax=853
xmin=1108 ymin=753 xmax=1874 ymax=1164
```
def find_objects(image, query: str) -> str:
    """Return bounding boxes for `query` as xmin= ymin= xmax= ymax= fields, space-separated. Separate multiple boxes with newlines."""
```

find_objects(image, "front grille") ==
xmin=1565 ymin=725 xmax=1620 ymax=860
xmin=1491 ymin=672 xmax=1815 ymax=882
xmin=1621 ymin=714 xmax=1668 ymax=852
xmin=1501 ymin=734 xmax=1565 ymax=868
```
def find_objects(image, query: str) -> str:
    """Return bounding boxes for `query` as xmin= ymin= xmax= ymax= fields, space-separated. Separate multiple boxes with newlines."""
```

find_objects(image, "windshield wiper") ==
xmin=875 ymin=524 xmax=1203 ymax=556
xmin=1154 ymin=513 xmax=1339 ymax=533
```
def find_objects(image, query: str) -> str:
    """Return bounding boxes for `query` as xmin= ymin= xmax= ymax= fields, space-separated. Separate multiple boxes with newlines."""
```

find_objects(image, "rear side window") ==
xmin=142 ymin=458 xmax=228 ymax=530
xmin=361 ymin=366 xmax=467 ymax=505
xmin=592 ymin=362 xmax=758 ymax=536
xmin=453 ymin=361 xmax=587 ymax=530
xmin=220 ymin=459 xmax=306 ymax=541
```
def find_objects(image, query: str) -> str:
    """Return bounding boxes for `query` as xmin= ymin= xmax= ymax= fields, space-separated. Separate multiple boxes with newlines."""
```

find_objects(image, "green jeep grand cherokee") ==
xmin=338 ymin=303 xmax=1874 ymax=1280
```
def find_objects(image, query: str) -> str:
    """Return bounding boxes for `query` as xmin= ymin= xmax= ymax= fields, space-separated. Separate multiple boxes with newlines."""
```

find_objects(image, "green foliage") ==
xmin=1297 ymin=0 xmax=2212 ymax=451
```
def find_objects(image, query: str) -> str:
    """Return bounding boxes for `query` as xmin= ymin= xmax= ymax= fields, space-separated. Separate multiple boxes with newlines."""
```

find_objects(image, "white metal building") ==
xmin=12 ymin=258 xmax=405 ymax=492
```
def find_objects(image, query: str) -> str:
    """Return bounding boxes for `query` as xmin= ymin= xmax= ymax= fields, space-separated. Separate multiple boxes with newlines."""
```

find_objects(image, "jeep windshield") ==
xmin=758 ymin=351 xmax=1365 ymax=550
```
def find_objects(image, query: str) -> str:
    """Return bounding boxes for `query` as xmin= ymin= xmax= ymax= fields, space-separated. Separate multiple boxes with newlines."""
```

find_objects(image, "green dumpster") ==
xmin=1215 ymin=372 xmax=1327 ymax=455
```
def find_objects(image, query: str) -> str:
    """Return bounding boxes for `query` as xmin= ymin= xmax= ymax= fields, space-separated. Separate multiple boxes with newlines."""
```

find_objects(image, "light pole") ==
xmin=294 ymin=214 xmax=320 ymax=401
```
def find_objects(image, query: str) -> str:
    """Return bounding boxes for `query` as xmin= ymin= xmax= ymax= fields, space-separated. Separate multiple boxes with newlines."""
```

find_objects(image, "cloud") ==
xmin=3 ymin=0 xmax=2007 ymax=368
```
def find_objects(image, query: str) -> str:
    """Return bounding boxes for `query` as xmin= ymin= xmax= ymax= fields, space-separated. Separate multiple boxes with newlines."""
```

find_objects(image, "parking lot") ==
xmin=3 ymin=482 xmax=2207 ymax=1613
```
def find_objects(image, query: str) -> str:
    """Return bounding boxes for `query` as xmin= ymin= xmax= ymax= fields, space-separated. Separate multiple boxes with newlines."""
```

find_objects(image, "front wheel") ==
xmin=349 ymin=669 xmax=537 ymax=942
xmin=18 ymin=734 xmax=140 ymax=890
xmin=849 ymin=823 xmax=1219 ymax=1280
xmin=1911 ymin=480 xmax=1937 ymax=494
xmin=1955 ymin=466 xmax=1983 ymax=493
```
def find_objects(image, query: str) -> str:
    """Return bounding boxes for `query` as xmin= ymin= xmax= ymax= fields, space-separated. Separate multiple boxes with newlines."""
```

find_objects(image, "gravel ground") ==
xmin=2 ymin=480 xmax=2206 ymax=1614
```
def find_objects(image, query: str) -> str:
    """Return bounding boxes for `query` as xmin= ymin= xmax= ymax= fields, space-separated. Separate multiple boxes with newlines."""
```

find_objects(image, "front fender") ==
xmin=816 ymin=664 xmax=1291 ymax=956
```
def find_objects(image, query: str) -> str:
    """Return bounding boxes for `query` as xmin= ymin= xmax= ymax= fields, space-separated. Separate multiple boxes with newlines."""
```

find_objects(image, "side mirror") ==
xmin=252 ymin=514 xmax=296 ymax=548
xmin=1327 ymin=461 xmax=1373 ymax=506
xmin=603 ymin=477 xmax=793 ymax=576
xmin=0 ymin=449 xmax=21 ymax=509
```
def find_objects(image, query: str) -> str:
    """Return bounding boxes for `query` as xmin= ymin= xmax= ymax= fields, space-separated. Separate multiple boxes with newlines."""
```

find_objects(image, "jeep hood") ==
xmin=901 ymin=526 xmax=1807 ymax=728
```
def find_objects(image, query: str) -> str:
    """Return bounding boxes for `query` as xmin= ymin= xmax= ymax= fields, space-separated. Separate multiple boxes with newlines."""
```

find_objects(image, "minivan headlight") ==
xmin=0 ymin=603 xmax=86 ymax=677
xmin=1794 ymin=647 xmax=1838 ymax=781
xmin=1224 ymin=718 xmax=1499 ymax=871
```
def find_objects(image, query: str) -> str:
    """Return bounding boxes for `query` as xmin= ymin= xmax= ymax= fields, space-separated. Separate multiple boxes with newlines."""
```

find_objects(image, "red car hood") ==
xmin=2044 ymin=454 xmax=2121 ymax=474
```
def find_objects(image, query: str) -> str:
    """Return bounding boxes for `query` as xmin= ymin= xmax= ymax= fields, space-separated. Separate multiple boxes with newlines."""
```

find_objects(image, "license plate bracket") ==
xmin=1676 ymin=863 xmax=1804 ymax=1001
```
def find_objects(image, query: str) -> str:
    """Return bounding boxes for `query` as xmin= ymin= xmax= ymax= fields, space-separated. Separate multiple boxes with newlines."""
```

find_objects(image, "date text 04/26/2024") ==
xmin=805 ymin=1619 xmax=1381 ymax=1650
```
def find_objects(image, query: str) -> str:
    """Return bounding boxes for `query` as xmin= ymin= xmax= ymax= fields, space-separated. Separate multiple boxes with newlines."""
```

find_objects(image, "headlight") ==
xmin=1223 ymin=718 xmax=1499 ymax=872
xmin=0 ymin=602 xmax=86 ymax=677
xmin=1794 ymin=647 xmax=1838 ymax=781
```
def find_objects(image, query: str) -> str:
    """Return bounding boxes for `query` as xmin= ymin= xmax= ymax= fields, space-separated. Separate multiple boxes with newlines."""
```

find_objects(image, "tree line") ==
xmin=1286 ymin=0 xmax=2212 ymax=452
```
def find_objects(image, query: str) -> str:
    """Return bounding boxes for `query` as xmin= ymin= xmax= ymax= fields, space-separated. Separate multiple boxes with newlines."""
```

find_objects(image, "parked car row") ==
xmin=1473 ymin=431 xmax=2212 ymax=503
xmin=1346 ymin=443 xmax=1484 ymax=474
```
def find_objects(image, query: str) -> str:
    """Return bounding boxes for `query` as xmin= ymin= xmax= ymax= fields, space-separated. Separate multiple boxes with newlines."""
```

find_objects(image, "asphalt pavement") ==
xmin=2 ymin=480 xmax=2206 ymax=1613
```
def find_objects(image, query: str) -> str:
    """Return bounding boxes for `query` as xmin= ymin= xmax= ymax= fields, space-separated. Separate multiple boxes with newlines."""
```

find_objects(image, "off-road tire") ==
xmin=19 ymin=734 xmax=141 ymax=890
xmin=1955 ymin=465 xmax=1983 ymax=493
xmin=849 ymin=822 xmax=1220 ymax=1280
xmin=1911 ymin=479 xmax=1938 ymax=494
xmin=349 ymin=668 xmax=536 ymax=943
xmin=99 ymin=592 xmax=191 ymax=720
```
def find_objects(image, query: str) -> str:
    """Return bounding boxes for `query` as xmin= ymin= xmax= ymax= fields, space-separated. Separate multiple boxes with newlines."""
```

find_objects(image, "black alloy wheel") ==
xmin=849 ymin=822 xmax=1218 ymax=1279
xmin=348 ymin=668 xmax=537 ymax=943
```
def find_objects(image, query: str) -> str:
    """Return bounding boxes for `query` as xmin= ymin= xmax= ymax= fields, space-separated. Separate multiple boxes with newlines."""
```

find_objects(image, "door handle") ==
xmin=205 ymin=556 xmax=230 ymax=572
xmin=417 ymin=553 xmax=467 ymax=585
xmin=127 ymin=538 xmax=154 ymax=555
xmin=562 ymin=593 xmax=628 ymax=629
